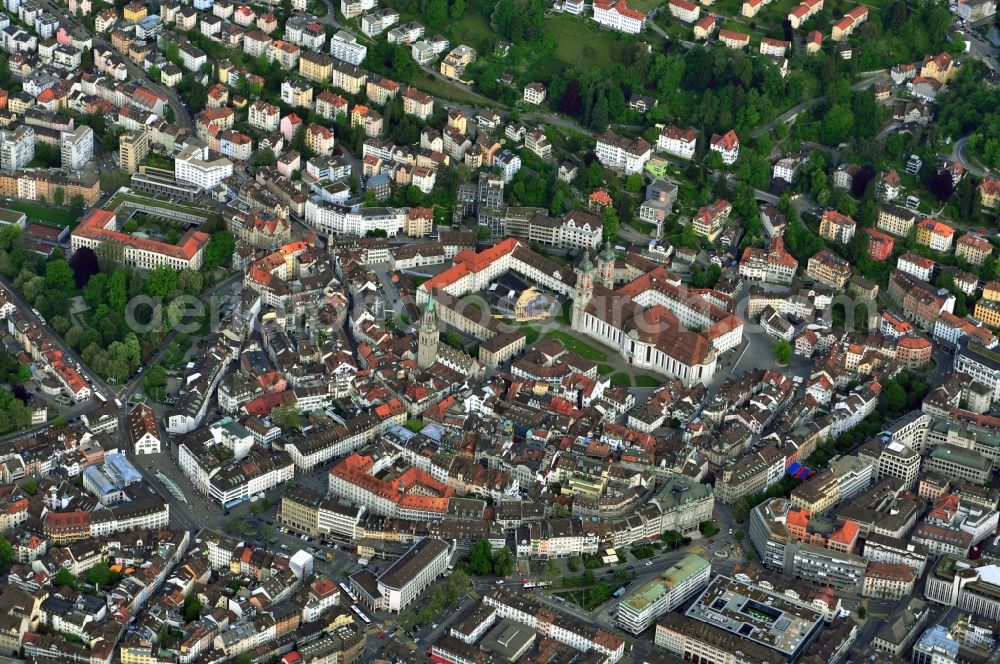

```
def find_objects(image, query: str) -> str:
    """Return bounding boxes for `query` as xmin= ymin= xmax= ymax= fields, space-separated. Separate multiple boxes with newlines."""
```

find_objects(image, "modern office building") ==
xmin=617 ymin=554 xmax=711 ymax=634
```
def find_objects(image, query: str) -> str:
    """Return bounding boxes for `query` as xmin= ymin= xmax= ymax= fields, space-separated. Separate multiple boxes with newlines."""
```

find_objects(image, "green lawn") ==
xmin=11 ymin=202 xmax=78 ymax=228
xmin=415 ymin=72 xmax=496 ymax=106
xmin=635 ymin=374 xmax=665 ymax=387
xmin=521 ymin=325 xmax=541 ymax=344
xmin=610 ymin=372 xmax=631 ymax=387
xmin=107 ymin=193 xmax=213 ymax=219
xmin=544 ymin=330 xmax=608 ymax=361
xmin=597 ymin=364 xmax=614 ymax=375
xmin=447 ymin=12 xmax=498 ymax=50
xmin=628 ymin=0 xmax=663 ymax=10
xmin=546 ymin=14 xmax=625 ymax=71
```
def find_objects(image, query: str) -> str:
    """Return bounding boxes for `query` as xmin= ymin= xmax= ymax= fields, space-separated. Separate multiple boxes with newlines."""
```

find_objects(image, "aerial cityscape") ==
xmin=0 ymin=0 xmax=998 ymax=661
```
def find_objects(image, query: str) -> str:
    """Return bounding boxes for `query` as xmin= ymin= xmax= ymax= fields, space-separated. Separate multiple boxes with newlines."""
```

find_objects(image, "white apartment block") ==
xmin=175 ymin=143 xmax=234 ymax=189
xmin=657 ymin=124 xmax=697 ymax=159
xmin=595 ymin=131 xmax=652 ymax=175
xmin=60 ymin=125 xmax=93 ymax=171
xmin=305 ymin=199 xmax=405 ymax=237
xmin=0 ymin=125 xmax=34 ymax=171
xmin=330 ymin=30 xmax=367 ymax=65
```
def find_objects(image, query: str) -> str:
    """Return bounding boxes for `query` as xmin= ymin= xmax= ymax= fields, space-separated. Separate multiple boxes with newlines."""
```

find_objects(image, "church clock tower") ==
xmin=572 ymin=250 xmax=594 ymax=332
xmin=417 ymin=292 xmax=439 ymax=369
xmin=596 ymin=240 xmax=616 ymax=289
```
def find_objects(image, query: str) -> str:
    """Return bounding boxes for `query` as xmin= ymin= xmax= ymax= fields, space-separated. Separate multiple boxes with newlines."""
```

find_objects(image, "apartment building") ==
xmin=862 ymin=562 xmax=916 ymax=600
xmin=916 ymin=218 xmax=956 ymax=252
xmin=954 ymin=339 xmax=1000 ymax=401
xmin=657 ymin=124 xmax=697 ymax=159
xmin=118 ymin=131 xmax=150 ymax=173
xmin=60 ymin=125 xmax=93 ymax=171
xmin=593 ymin=0 xmax=645 ymax=33
xmin=957 ymin=233 xmax=993 ymax=266
xmin=876 ymin=203 xmax=918 ymax=236
xmin=738 ymin=237 xmax=798 ymax=285
xmin=0 ymin=125 xmax=34 ymax=171
xmin=818 ymin=209 xmax=857 ymax=244
xmin=595 ymin=130 xmax=652 ymax=175
xmin=806 ymin=249 xmax=852 ymax=288
xmin=170 ymin=144 xmax=231 ymax=190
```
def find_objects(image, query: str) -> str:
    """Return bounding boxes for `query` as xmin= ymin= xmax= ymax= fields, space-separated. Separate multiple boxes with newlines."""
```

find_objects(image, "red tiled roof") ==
xmin=711 ymin=129 xmax=740 ymax=150
xmin=73 ymin=209 xmax=209 ymax=261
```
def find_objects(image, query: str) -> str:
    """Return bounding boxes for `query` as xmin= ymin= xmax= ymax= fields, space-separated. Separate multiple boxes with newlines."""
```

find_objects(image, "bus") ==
xmin=94 ymin=392 xmax=107 ymax=403
xmin=339 ymin=582 xmax=358 ymax=604
xmin=351 ymin=604 xmax=371 ymax=625
xmin=523 ymin=582 xmax=551 ymax=589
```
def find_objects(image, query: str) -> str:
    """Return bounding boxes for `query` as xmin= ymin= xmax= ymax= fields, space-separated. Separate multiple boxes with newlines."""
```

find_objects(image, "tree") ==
xmin=492 ymin=547 xmax=516 ymax=577
xmin=183 ymin=594 xmax=202 ymax=622
xmin=85 ymin=563 xmax=118 ymax=589
xmin=250 ymin=148 xmax=277 ymax=169
xmin=142 ymin=363 xmax=168 ymax=399
xmin=540 ymin=560 xmax=561 ymax=584
xmin=444 ymin=331 xmax=462 ymax=349
xmin=45 ymin=259 xmax=76 ymax=293
xmin=661 ymin=530 xmax=684 ymax=550
xmin=426 ymin=0 xmax=448 ymax=23
xmin=624 ymin=173 xmax=644 ymax=193
xmin=146 ymin=266 xmax=178 ymax=297
xmin=469 ymin=539 xmax=494 ymax=576
xmin=96 ymin=241 xmax=125 ymax=270
xmin=602 ymin=206 xmax=619 ymax=242
xmin=177 ymin=269 xmax=203 ymax=295
xmin=203 ymin=232 xmax=235 ymax=271
xmin=271 ymin=402 xmax=301 ymax=429
xmin=884 ymin=381 xmax=907 ymax=414
xmin=699 ymin=520 xmax=719 ymax=537
xmin=0 ymin=537 xmax=14 ymax=574
xmin=68 ymin=247 xmax=99 ymax=288
xmin=450 ymin=0 xmax=465 ymax=19
xmin=107 ymin=269 xmax=128 ymax=311
xmin=53 ymin=568 xmax=77 ymax=588
xmin=52 ymin=188 xmax=65 ymax=207
xmin=771 ymin=339 xmax=792 ymax=365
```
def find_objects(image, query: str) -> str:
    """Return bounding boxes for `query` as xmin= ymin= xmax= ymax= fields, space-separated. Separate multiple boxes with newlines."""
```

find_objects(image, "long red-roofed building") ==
xmin=71 ymin=209 xmax=210 ymax=270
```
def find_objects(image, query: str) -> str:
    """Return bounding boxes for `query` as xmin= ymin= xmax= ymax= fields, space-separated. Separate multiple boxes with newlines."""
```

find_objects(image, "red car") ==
xmin=521 ymin=577 xmax=529 ymax=582
xmin=378 ymin=632 xmax=386 ymax=639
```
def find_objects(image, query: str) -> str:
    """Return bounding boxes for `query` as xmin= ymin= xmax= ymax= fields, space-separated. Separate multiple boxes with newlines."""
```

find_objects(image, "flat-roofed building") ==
xmin=656 ymin=575 xmax=824 ymax=663
xmin=926 ymin=555 xmax=1000 ymax=620
xmin=617 ymin=554 xmax=710 ymax=634
xmin=923 ymin=443 xmax=992 ymax=485
xmin=370 ymin=537 xmax=452 ymax=612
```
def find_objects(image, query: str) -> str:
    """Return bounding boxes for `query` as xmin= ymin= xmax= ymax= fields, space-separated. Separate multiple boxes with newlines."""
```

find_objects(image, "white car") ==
xmin=495 ymin=579 xmax=504 ymax=585
xmin=644 ymin=560 xmax=653 ymax=567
